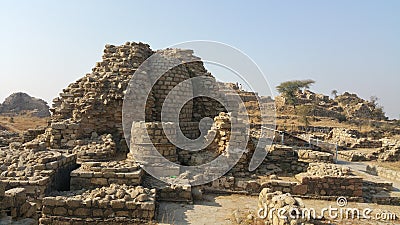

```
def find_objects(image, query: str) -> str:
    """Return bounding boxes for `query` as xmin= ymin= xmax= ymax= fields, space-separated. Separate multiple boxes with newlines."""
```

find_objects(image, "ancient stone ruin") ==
xmin=1 ymin=41 xmax=399 ymax=225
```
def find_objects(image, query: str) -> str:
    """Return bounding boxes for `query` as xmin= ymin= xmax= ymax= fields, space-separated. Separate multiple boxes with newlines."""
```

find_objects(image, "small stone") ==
xmin=110 ymin=199 xmax=125 ymax=209
xmin=53 ymin=207 xmax=67 ymax=216
xmin=136 ymin=193 xmax=149 ymax=202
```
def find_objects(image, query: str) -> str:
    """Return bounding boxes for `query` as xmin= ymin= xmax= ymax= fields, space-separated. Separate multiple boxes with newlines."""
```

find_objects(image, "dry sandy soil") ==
xmin=156 ymin=194 xmax=400 ymax=225
xmin=0 ymin=115 xmax=48 ymax=133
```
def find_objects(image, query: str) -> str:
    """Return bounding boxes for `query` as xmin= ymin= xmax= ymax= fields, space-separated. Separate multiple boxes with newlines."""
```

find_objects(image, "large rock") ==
xmin=0 ymin=92 xmax=50 ymax=117
xmin=258 ymin=188 xmax=306 ymax=225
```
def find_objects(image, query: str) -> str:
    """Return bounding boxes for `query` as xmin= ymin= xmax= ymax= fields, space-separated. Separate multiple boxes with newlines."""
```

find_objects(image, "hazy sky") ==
xmin=0 ymin=1 xmax=399 ymax=118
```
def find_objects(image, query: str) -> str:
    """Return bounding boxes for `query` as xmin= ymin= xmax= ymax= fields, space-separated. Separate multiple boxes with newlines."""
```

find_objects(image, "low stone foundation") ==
xmin=294 ymin=175 xmax=363 ymax=197
xmin=292 ymin=163 xmax=363 ymax=197
xmin=0 ymin=185 xmax=37 ymax=221
xmin=40 ymin=184 xmax=156 ymax=224
xmin=73 ymin=134 xmax=116 ymax=163
xmin=366 ymin=165 xmax=400 ymax=182
xmin=297 ymin=149 xmax=333 ymax=163
xmin=129 ymin=122 xmax=178 ymax=163
xmin=70 ymin=161 xmax=144 ymax=190
xmin=142 ymin=175 xmax=193 ymax=203
xmin=0 ymin=148 xmax=77 ymax=205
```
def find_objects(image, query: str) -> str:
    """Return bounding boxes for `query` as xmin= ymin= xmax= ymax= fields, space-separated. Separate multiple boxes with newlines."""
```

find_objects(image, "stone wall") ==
xmin=129 ymin=121 xmax=178 ymax=163
xmin=260 ymin=180 xmax=298 ymax=194
xmin=72 ymin=134 xmax=116 ymax=163
xmin=294 ymin=175 xmax=363 ymax=197
xmin=328 ymin=128 xmax=360 ymax=147
xmin=40 ymin=184 xmax=156 ymax=224
xmin=46 ymin=43 xmax=154 ymax=150
xmin=22 ymin=128 xmax=46 ymax=143
xmin=351 ymin=138 xmax=382 ymax=148
xmin=205 ymin=112 xmax=232 ymax=154
xmin=0 ymin=186 xmax=37 ymax=221
xmin=293 ymin=163 xmax=363 ymax=197
xmin=338 ymin=144 xmax=400 ymax=162
xmin=70 ymin=161 xmax=143 ymax=190
xmin=266 ymin=145 xmax=308 ymax=175
xmin=34 ymin=42 xmax=224 ymax=151
xmin=297 ymin=149 xmax=333 ymax=163
xmin=0 ymin=131 xmax=20 ymax=148
xmin=366 ymin=165 xmax=400 ymax=182
xmin=0 ymin=148 xmax=77 ymax=204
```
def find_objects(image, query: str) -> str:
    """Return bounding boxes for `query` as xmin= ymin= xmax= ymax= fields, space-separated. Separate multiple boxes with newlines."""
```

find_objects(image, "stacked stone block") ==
xmin=70 ymin=161 xmax=143 ymax=190
xmin=129 ymin=121 xmax=178 ymax=163
xmin=0 ymin=148 xmax=77 ymax=203
xmin=266 ymin=145 xmax=308 ymax=174
xmin=351 ymin=138 xmax=382 ymax=148
xmin=40 ymin=184 xmax=156 ymax=224
xmin=0 ymin=187 xmax=37 ymax=221
xmin=293 ymin=163 xmax=363 ymax=197
xmin=297 ymin=149 xmax=333 ymax=163
xmin=205 ymin=112 xmax=232 ymax=154
xmin=21 ymin=128 xmax=46 ymax=143
xmin=72 ymin=134 xmax=116 ymax=163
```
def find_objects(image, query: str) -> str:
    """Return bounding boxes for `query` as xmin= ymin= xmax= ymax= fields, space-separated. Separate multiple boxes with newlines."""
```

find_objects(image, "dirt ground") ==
xmin=371 ymin=161 xmax=400 ymax=172
xmin=156 ymin=194 xmax=400 ymax=225
xmin=0 ymin=115 xmax=48 ymax=133
xmin=157 ymin=194 xmax=258 ymax=225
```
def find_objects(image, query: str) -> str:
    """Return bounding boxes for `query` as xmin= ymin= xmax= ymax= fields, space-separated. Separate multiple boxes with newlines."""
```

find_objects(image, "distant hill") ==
xmin=0 ymin=92 xmax=50 ymax=117
xmin=275 ymin=90 xmax=387 ymax=121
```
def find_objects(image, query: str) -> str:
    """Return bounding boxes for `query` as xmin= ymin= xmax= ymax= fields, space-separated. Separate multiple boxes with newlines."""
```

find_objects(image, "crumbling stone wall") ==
xmin=31 ymin=42 xmax=224 ymax=164
xmin=328 ymin=128 xmax=359 ymax=147
xmin=328 ymin=128 xmax=383 ymax=149
xmin=0 ymin=148 xmax=77 ymax=202
xmin=72 ymin=134 xmax=116 ymax=163
xmin=293 ymin=163 xmax=363 ymax=197
xmin=1 ymin=183 xmax=37 ymax=221
xmin=129 ymin=122 xmax=178 ymax=163
xmin=297 ymin=149 xmax=333 ymax=163
xmin=37 ymin=42 xmax=154 ymax=150
xmin=0 ymin=131 xmax=20 ymax=148
xmin=70 ymin=161 xmax=143 ymax=190
xmin=21 ymin=128 xmax=46 ymax=143
xmin=266 ymin=145 xmax=308 ymax=175
xmin=40 ymin=184 xmax=156 ymax=224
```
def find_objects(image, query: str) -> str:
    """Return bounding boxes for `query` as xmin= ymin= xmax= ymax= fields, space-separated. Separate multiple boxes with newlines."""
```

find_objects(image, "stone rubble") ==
xmin=72 ymin=133 xmax=116 ymax=163
xmin=40 ymin=184 xmax=156 ymax=224
xmin=0 ymin=183 xmax=37 ymax=222
xmin=258 ymin=188 xmax=307 ymax=225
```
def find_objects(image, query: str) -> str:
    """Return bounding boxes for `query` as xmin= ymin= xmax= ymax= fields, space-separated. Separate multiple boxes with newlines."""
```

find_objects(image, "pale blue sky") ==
xmin=0 ymin=1 xmax=399 ymax=118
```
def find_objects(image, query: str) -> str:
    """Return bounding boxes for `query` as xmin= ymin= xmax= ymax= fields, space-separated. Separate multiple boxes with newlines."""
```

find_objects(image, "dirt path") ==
xmin=337 ymin=160 xmax=400 ymax=191
xmin=156 ymin=193 xmax=400 ymax=225
xmin=156 ymin=194 xmax=258 ymax=225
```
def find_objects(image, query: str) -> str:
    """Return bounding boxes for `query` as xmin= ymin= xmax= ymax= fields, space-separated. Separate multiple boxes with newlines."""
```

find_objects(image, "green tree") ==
xmin=296 ymin=105 xmax=313 ymax=127
xmin=331 ymin=90 xmax=338 ymax=99
xmin=276 ymin=79 xmax=315 ymax=108
xmin=370 ymin=96 xmax=379 ymax=107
